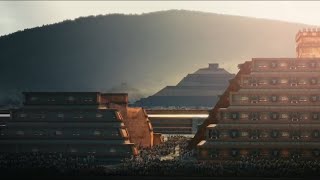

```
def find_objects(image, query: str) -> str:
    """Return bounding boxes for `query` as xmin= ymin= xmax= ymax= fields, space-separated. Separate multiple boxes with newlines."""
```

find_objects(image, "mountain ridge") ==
xmin=0 ymin=10 xmax=312 ymax=105
xmin=1 ymin=9 xmax=313 ymax=38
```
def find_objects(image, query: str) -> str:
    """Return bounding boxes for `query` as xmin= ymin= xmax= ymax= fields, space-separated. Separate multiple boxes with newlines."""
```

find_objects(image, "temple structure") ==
xmin=135 ymin=63 xmax=235 ymax=108
xmin=0 ymin=92 xmax=154 ymax=163
xmin=193 ymin=28 xmax=320 ymax=159
xmin=296 ymin=28 xmax=320 ymax=58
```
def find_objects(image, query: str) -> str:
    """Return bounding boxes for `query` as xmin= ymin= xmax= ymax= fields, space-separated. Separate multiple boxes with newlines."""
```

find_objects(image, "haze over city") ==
xmin=2 ymin=1 xmax=319 ymax=103
xmin=3 ymin=1 xmax=320 ymax=178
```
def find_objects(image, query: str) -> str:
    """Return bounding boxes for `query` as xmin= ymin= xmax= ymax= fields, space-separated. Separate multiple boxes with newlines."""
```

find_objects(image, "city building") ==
xmin=296 ymin=28 xmax=320 ymax=58
xmin=193 ymin=28 xmax=320 ymax=159
xmin=0 ymin=92 xmax=153 ymax=163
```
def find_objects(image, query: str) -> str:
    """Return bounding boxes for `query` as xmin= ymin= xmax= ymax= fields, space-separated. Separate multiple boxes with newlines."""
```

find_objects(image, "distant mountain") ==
xmin=0 ymin=10 xmax=311 ymax=104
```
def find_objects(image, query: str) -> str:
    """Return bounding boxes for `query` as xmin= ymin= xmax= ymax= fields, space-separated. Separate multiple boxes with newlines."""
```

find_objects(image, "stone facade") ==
xmin=194 ymin=30 xmax=320 ymax=160
xmin=296 ymin=28 xmax=320 ymax=58
xmin=0 ymin=92 xmax=154 ymax=162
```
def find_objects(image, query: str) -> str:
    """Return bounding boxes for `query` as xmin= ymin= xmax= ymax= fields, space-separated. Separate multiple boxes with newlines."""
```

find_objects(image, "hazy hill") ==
xmin=0 ymin=10 xmax=311 ymax=105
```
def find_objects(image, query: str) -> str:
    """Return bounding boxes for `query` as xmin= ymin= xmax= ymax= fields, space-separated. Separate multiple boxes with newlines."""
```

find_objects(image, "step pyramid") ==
xmin=192 ymin=28 xmax=320 ymax=159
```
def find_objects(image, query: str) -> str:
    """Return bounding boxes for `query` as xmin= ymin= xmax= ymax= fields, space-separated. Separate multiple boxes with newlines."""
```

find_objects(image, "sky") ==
xmin=1 ymin=1 xmax=320 ymax=37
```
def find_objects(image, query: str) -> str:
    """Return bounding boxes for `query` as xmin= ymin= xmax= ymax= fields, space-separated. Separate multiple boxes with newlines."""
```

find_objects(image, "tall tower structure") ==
xmin=296 ymin=28 xmax=320 ymax=58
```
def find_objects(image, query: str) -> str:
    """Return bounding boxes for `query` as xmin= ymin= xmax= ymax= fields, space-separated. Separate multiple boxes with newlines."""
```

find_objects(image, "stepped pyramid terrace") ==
xmin=0 ymin=92 xmax=154 ymax=163
xmin=103 ymin=93 xmax=154 ymax=148
xmin=192 ymin=28 xmax=320 ymax=159
xmin=136 ymin=64 xmax=234 ymax=135
xmin=135 ymin=63 xmax=235 ymax=108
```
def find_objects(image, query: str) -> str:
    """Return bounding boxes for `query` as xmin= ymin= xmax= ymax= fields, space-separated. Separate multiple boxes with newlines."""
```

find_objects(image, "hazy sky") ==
xmin=1 ymin=1 xmax=320 ymax=36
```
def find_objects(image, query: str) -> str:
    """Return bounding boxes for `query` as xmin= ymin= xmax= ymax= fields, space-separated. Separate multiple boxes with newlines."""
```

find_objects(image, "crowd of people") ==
xmin=106 ymin=136 xmax=320 ymax=177
xmin=112 ymin=155 xmax=320 ymax=177
xmin=137 ymin=135 xmax=190 ymax=161
xmin=1 ymin=136 xmax=320 ymax=177
xmin=0 ymin=152 xmax=105 ymax=176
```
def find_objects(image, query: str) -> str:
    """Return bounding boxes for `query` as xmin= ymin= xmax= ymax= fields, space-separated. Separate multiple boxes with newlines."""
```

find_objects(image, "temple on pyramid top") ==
xmin=296 ymin=28 xmax=320 ymax=58
xmin=191 ymin=28 xmax=320 ymax=160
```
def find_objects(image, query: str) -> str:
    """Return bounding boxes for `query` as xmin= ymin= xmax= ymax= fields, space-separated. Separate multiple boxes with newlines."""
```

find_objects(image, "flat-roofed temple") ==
xmin=0 ymin=92 xmax=154 ymax=163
